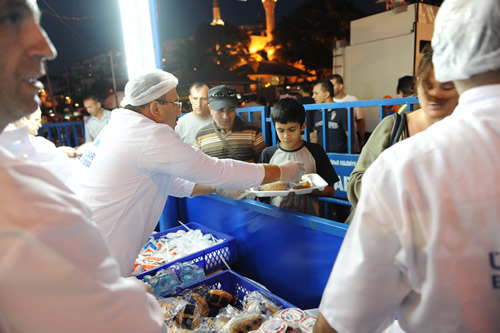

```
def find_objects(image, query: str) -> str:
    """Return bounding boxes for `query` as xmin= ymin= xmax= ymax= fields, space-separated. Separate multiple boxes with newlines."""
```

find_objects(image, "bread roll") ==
xmin=261 ymin=181 xmax=289 ymax=191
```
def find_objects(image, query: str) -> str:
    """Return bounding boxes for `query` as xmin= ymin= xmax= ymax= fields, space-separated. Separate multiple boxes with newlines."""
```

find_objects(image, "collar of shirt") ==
xmin=212 ymin=115 xmax=245 ymax=135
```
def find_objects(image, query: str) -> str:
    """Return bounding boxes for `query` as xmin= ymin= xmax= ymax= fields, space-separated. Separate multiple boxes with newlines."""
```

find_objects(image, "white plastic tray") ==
xmin=250 ymin=173 xmax=328 ymax=197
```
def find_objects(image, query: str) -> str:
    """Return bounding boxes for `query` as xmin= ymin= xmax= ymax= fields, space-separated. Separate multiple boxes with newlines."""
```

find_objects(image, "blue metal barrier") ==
xmin=236 ymin=106 xmax=271 ymax=145
xmin=159 ymin=195 xmax=348 ymax=309
xmin=279 ymin=97 xmax=419 ymax=207
xmin=38 ymin=121 xmax=85 ymax=147
xmin=155 ymin=97 xmax=421 ymax=307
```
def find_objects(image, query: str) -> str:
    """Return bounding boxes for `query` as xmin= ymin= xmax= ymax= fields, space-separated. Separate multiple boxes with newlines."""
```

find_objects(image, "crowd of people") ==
xmin=1 ymin=0 xmax=499 ymax=331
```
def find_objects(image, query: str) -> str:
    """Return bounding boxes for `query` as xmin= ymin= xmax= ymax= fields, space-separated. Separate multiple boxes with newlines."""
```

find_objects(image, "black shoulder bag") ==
xmin=387 ymin=112 xmax=407 ymax=148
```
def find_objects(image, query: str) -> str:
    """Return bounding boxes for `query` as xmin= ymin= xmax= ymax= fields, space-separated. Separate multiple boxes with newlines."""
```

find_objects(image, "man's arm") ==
xmin=310 ymin=130 xmax=318 ymax=143
xmin=190 ymin=162 xmax=301 ymax=197
xmin=313 ymin=313 xmax=338 ymax=333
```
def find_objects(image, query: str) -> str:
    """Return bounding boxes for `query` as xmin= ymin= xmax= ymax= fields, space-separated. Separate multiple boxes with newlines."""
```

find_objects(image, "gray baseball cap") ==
xmin=208 ymin=85 xmax=239 ymax=111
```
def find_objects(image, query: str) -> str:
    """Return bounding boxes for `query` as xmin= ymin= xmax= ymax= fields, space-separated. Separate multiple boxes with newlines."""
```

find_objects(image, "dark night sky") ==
xmin=39 ymin=0 xmax=384 ymax=74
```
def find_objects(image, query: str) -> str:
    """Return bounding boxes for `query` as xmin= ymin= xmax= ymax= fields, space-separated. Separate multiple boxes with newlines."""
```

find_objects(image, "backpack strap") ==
xmin=387 ymin=112 xmax=407 ymax=148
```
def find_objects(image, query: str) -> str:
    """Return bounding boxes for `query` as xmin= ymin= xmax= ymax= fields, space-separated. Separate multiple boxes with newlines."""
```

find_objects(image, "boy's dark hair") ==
xmin=271 ymin=97 xmax=306 ymax=125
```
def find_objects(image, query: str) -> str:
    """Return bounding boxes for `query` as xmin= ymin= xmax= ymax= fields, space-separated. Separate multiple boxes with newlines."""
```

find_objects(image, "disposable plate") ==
xmin=249 ymin=173 xmax=328 ymax=197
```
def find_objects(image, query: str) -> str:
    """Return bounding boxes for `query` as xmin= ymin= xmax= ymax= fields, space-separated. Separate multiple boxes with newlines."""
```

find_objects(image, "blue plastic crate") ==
xmin=136 ymin=223 xmax=237 ymax=279
xmin=161 ymin=270 xmax=296 ymax=309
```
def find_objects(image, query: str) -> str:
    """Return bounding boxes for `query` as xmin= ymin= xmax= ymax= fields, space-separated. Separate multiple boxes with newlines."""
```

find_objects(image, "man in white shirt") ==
xmin=175 ymin=82 xmax=212 ymax=145
xmin=329 ymin=74 xmax=365 ymax=150
xmin=315 ymin=0 xmax=500 ymax=332
xmin=72 ymin=69 xmax=304 ymax=276
xmin=0 ymin=1 xmax=165 ymax=332
xmin=84 ymin=94 xmax=111 ymax=142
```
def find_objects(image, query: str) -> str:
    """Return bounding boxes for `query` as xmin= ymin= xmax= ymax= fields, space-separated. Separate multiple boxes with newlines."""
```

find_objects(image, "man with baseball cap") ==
xmin=71 ymin=70 xmax=305 ymax=276
xmin=314 ymin=0 xmax=500 ymax=332
xmin=193 ymin=84 xmax=266 ymax=162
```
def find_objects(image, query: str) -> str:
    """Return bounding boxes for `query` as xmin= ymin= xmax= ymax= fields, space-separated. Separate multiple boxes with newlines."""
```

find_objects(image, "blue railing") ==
xmin=237 ymin=97 xmax=420 ymax=211
xmin=38 ymin=121 xmax=85 ymax=147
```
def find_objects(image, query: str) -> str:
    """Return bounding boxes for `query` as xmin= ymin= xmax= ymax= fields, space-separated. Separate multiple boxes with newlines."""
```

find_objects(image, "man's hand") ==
xmin=125 ymin=276 xmax=153 ymax=293
xmin=215 ymin=188 xmax=256 ymax=200
xmin=57 ymin=146 xmax=81 ymax=158
xmin=313 ymin=313 xmax=338 ymax=333
xmin=279 ymin=161 xmax=305 ymax=183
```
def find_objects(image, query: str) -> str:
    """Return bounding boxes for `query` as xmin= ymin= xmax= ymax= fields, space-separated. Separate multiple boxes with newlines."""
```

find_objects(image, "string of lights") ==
xmin=41 ymin=0 xmax=102 ymax=52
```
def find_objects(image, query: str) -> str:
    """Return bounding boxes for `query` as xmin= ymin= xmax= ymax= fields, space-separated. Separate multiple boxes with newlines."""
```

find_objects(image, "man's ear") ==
xmin=145 ymin=101 xmax=161 ymax=123
xmin=301 ymin=122 xmax=307 ymax=132
xmin=149 ymin=101 xmax=159 ymax=114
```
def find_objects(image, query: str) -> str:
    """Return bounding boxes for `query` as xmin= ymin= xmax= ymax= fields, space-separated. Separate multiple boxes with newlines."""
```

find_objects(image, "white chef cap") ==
xmin=120 ymin=69 xmax=178 ymax=107
xmin=432 ymin=0 xmax=500 ymax=82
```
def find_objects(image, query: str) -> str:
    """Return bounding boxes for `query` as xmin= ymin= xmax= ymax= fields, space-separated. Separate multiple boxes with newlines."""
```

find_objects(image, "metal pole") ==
xmin=109 ymin=50 xmax=119 ymax=108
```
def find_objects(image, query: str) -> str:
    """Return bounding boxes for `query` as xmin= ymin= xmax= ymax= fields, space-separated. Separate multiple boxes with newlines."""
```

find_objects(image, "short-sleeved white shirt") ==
xmin=334 ymin=94 xmax=364 ymax=120
xmin=72 ymin=109 xmax=265 ymax=276
xmin=175 ymin=112 xmax=213 ymax=146
xmin=85 ymin=109 xmax=111 ymax=142
xmin=320 ymin=84 xmax=500 ymax=332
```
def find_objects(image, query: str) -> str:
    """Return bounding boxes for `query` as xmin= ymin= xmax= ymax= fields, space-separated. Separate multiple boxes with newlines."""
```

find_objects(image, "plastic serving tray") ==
xmin=136 ymin=223 xmax=237 ymax=279
xmin=250 ymin=173 xmax=328 ymax=197
xmin=160 ymin=270 xmax=296 ymax=309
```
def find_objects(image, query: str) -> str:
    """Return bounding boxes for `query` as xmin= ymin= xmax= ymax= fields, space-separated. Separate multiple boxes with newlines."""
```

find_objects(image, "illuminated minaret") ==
xmin=211 ymin=0 xmax=224 ymax=26
xmin=262 ymin=0 xmax=277 ymax=41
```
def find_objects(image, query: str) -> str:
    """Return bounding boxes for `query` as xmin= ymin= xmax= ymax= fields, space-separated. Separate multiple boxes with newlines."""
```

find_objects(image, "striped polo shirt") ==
xmin=193 ymin=116 xmax=266 ymax=162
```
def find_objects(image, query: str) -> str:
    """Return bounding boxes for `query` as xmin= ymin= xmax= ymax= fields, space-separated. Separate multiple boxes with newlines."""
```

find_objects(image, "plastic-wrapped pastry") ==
xmin=243 ymin=291 xmax=281 ymax=316
xmin=207 ymin=289 xmax=234 ymax=308
xmin=224 ymin=312 xmax=266 ymax=333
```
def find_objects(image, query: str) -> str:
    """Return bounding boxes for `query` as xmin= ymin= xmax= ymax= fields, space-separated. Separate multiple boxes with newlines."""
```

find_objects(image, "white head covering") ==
xmin=432 ymin=0 xmax=500 ymax=82
xmin=120 ymin=69 xmax=178 ymax=107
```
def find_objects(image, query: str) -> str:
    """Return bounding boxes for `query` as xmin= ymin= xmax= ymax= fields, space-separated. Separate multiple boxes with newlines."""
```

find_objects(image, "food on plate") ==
xmin=261 ymin=181 xmax=289 ymax=191
xmin=292 ymin=181 xmax=311 ymax=190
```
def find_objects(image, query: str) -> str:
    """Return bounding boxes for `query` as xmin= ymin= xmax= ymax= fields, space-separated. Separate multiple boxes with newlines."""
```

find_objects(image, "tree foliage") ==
xmin=171 ymin=22 xmax=250 ymax=72
xmin=271 ymin=0 xmax=362 ymax=77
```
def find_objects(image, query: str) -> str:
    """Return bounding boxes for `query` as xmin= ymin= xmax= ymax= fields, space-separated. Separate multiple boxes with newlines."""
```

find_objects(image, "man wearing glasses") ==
xmin=194 ymin=85 xmax=266 ymax=162
xmin=71 ymin=70 xmax=305 ymax=276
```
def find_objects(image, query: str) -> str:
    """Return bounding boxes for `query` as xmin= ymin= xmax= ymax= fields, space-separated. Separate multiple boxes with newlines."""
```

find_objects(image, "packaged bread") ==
xmin=224 ymin=312 xmax=266 ymax=333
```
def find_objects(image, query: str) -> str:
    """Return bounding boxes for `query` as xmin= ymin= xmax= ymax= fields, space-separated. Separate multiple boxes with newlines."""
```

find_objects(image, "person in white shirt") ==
xmin=329 ymin=74 xmax=365 ymax=150
xmin=83 ymin=95 xmax=111 ymax=142
xmin=71 ymin=69 xmax=304 ymax=277
xmin=0 ymin=1 xmax=165 ymax=332
xmin=315 ymin=0 xmax=500 ymax=332
xmin=175 ymin=82 xmax=212 ymax=145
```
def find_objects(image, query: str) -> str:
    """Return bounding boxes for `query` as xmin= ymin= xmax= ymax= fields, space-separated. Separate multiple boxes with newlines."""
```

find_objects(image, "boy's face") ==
xmin=275 ymin=121 xmax=305 ymax=150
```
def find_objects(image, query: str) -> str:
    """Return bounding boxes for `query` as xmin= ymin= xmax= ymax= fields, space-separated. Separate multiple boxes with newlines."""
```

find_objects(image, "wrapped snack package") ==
xmin=134 ymin=228 xmax=224 ymax=275
xmin=223 ymin=312 xmax=266 ymax=333
xmin=209 ymin=304 xmax=242 ymax=332
xmin=258 ymin=318 xmax=288 ymax=333
xmin=243 ymin=291 xmax=281 ymax=316
xmin=156 ymin=297 xmax=187 ymax=325
xmin=275 ymin=308 xmax=306 ymax=332
xmin=142 ymin=262 xmax=205 ymax=296
xmin=299 ymin=316 xmax=317 ymax=333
